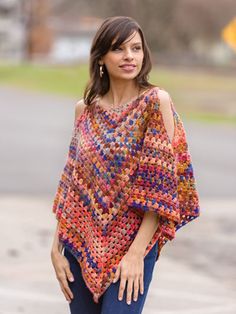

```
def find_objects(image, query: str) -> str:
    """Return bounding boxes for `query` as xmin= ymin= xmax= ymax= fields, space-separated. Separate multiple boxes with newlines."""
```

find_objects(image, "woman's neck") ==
xmin=102 ymin=81 xmax=141 ymax=107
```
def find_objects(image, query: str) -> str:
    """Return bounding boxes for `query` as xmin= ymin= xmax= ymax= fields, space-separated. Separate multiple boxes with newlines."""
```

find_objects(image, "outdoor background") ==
xmin=0 ymin=0 xmax=236 ymax=313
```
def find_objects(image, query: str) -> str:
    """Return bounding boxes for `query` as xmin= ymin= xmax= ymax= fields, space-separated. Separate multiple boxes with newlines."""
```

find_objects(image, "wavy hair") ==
xmin=83 ymin=16 xmax=154 ymax=106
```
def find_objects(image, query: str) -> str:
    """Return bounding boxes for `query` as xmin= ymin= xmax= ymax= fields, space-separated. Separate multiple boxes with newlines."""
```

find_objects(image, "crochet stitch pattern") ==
xmin=52 ymin=86 xmax=200 ymax=303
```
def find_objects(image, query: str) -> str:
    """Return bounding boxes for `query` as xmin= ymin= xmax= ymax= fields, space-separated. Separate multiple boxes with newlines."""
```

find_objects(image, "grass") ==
xmin=184 ymin=111 xmax=236 ymax=124
xmin=0 ymin=63 xmax=89 ymax=96
xmin=0 ymin=62 xmax=236 ymax=125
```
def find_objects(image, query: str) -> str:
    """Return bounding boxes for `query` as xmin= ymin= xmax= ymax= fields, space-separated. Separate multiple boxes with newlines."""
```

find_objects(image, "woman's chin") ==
xmin=111 ymin=72 xmax=139 ymax=81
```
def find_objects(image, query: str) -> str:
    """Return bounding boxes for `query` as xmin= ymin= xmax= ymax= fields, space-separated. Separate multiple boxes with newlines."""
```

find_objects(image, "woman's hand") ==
xmin=51 ymin=249 xmax=74 ymax=302
xmin=113 ymin=249 xmax=144 ymax=305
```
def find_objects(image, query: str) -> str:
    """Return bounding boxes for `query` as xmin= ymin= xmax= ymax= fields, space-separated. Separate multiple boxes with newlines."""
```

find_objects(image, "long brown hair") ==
xmin=83 ymin=16 xmax=155 ymax=106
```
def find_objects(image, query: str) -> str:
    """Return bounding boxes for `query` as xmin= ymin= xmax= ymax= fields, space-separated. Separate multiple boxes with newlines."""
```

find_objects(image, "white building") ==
xmin=0 ymin=0 xmax=103 ymax=64
xmin=48 ymin=16 xmax=102 ymax=64
xmin=0 ymin=0 xmax=26 ymax=62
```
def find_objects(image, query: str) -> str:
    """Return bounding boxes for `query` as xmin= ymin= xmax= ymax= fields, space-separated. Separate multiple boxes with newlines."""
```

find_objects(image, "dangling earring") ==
xmin=99 ymin=64 xmax=104 ymax=78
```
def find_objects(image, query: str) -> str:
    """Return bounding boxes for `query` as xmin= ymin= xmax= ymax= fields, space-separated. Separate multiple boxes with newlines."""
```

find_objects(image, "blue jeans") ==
xmin=63 ymin=241 xmax=158 ymax=314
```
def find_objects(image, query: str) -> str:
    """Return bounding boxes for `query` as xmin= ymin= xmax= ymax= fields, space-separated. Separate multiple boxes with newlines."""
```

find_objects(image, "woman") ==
xmin=51 ymin=16 xmax=200 ymax=314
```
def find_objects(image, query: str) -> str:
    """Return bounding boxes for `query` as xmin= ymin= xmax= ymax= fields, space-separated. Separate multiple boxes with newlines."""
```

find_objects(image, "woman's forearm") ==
xmin=128 ymin=211 xmax=160 ymax=256
xmin=51 ymin=221 xmax=63 ymax=255
xmin=51 ymin=212 xmax=160 ymax=257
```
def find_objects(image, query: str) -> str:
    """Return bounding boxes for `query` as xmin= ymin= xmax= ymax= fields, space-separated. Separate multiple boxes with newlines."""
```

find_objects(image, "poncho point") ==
xmin=52 ymin=86 xmax=200 ymax=303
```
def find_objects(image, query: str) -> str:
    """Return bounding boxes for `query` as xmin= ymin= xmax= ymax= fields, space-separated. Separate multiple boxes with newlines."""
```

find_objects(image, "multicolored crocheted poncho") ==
xmin=52 ymin=86 xmax=200 ymax=303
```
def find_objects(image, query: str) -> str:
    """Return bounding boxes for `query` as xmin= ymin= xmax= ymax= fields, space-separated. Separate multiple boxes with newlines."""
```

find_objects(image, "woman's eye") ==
xmin=112 ymin=46 xmax=141 ymax=52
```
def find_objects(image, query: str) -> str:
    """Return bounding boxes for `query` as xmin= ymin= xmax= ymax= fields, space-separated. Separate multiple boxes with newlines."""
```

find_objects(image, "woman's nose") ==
xmin=123 ymin=49 xmax=134 ymax=60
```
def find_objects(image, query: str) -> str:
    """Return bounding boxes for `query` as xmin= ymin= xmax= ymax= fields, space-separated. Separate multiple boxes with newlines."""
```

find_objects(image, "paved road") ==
xmin=0 ymin=85 xmax=236 ymax=197
xmin=0 ymin=196 xmax=235 ymax=314
xmin=0 ymin=85 xmax=236 ymax=313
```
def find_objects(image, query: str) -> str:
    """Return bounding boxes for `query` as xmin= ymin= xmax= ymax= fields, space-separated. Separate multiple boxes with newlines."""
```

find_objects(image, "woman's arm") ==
xmin=51 ymin=99 xmax=86 ymax=255
xmin=127 ymin=89 xmax=175 ymax=256
xmin=51 ymin=221 xmax=63 ymax=255
xmin=113 ymin=90 xmax=175 ymax=305
xmin=128 ymin=212 xmax=160 ymax=256
xmin=50 ymin=99 xmax=86 ymax=303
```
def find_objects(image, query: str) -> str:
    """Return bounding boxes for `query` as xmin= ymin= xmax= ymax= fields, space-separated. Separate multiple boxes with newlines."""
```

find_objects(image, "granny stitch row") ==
xmin=52 ymin=86 xmax=200 ymax=303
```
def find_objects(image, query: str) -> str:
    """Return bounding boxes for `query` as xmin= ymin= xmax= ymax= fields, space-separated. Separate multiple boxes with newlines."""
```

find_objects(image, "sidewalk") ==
xmin=0 ymin=196 xmax=235 ymax=314
xmin=1 ymin=85 xmax=235 ymax=313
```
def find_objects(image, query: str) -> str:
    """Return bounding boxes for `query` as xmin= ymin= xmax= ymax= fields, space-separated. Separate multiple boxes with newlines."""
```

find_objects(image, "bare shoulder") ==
xmin=157 ymin=89 xmax=172 ymax=112
xmin=75 ymin=98 xmax=86 ymax=120
xmin=151 ymin=87 xmax=172 ymax=110
xmin=156 ymin=88 xmax=175 ymax=142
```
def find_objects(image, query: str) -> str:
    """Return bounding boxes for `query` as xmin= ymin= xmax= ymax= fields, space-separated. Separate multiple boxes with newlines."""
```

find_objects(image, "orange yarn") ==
xmin=52 ymin=86 xmax=200 ymax=303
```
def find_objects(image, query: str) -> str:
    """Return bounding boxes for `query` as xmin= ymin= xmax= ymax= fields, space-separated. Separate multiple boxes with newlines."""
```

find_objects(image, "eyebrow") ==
xmin=121 ymin=41 xmax=142 ymax=46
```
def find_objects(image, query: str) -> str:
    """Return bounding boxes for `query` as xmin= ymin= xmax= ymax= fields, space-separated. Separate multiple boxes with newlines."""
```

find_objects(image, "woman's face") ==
xmin=100 ymin=31 xmax=144 ymax=82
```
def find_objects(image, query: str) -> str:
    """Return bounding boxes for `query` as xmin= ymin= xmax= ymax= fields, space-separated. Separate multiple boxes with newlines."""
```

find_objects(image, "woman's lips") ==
xmin=119 ymin=65 xmax=136 ymax=71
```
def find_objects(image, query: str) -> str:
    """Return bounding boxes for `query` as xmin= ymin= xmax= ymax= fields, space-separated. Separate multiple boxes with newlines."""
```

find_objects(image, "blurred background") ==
xmin=0 ymin=0 xmax=236 ymax=313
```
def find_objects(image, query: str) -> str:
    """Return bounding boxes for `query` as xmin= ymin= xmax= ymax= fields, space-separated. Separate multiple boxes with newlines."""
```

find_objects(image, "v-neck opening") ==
xmin=94 ymin=87 xmax=155 ymax=115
